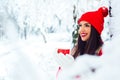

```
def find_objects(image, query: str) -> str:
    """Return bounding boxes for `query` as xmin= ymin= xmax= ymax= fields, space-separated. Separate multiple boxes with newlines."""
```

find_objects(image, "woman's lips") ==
xmin=81 ymin=33 xmax=87 ymax=37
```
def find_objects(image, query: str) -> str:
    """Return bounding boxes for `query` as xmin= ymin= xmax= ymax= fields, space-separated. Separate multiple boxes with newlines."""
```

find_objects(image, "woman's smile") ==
xmin=81 ymin=33 xmax=88 ymax=37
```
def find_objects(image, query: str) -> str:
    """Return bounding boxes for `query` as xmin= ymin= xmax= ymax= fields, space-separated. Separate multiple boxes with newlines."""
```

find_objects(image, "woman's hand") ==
xmin=54 ymin=53 xmax=74 ymax=68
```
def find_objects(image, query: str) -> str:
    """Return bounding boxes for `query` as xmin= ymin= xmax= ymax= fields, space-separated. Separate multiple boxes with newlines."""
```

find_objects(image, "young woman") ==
xmin=56 ymin=7 xmax=109 ymax=80
xmin=71 ymin=6 xmax=108 ymax=58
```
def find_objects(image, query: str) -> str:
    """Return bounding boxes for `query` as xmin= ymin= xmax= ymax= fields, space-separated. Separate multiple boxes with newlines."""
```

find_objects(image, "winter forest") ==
xmin=0 ymin=0 xmax=120 ymax=80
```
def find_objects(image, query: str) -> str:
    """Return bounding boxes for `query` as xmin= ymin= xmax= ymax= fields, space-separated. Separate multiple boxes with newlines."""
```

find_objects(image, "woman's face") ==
xmin=78 ymin=21 xmax=91 ymax=41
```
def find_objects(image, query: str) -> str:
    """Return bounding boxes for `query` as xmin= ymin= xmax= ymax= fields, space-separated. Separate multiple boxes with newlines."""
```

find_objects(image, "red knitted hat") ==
xmin=78 ymin=6 xmax=108 ymax=34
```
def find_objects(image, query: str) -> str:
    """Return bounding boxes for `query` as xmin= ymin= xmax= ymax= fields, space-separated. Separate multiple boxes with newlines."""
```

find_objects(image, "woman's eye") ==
xmin=78 ymin=24 xmax=82 ymax=27
xmin=85 ymin=24 xmax=90 ymax=27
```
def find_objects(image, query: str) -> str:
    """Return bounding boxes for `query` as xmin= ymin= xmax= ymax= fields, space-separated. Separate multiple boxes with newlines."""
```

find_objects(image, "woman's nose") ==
xmin=79 ymin=26 xmax=85 ymax=32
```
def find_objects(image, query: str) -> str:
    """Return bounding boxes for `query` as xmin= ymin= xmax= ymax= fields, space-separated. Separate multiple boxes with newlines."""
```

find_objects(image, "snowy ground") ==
xmin=1 ymin=34 xmax=120 ymax=80
xmin=0 ymin=34 xmax=72 ymax=80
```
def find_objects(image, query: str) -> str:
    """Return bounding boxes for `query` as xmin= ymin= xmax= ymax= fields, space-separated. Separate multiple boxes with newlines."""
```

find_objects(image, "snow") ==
xmin=0 ymin=0 xmax=120 ymax=80
xmin=0 ymin=40 xmax=57 ymax=80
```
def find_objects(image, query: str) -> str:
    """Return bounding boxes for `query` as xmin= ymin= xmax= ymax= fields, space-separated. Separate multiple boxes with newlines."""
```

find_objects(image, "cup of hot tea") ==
xmin=57 ymin=48 xmax=70 ymax=55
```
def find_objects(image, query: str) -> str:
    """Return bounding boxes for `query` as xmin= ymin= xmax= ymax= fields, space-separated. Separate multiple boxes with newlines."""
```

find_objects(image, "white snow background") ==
xmin=0 ymin=0 xmax=120 ymax=80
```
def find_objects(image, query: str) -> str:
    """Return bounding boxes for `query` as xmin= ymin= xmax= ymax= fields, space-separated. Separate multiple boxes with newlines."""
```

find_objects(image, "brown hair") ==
xmin=72 ymin=26 xmax=103 ymax=58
